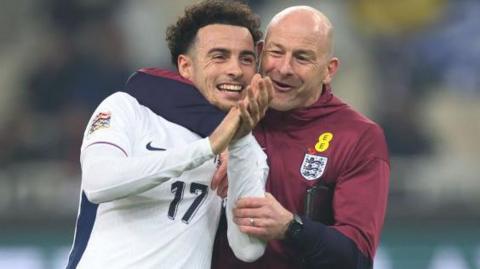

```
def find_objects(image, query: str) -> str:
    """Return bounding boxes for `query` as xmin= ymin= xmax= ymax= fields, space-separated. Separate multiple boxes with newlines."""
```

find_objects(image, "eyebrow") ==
xmin=207 ymin=48 xmax=230 ymax=56
xmin=207 ymin=48 xmax=256 ymax=58
xmin=267 ymin=42 xmax=284 ymax=50
xmin=240 ymin=50 xmax=256 ymax=58
xmin=269 ymin=42 xmax=316 ymax=58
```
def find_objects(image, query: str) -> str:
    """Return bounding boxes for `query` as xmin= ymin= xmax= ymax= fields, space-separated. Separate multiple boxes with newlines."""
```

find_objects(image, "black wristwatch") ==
xmin=285 ymin=214 xmax=304 ymax=241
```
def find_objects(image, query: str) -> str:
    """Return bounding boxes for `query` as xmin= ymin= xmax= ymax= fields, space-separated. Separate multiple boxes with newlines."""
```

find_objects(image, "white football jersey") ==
xmin=67 ymin=92 xmax=267 ymax=269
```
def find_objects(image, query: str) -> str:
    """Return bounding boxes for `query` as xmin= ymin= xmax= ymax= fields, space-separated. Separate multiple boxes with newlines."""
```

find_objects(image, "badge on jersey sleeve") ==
xmin=88 ymin=111 xmax=111 ymax=134
xmin=300 ymin=132 xmax=333 ymax=180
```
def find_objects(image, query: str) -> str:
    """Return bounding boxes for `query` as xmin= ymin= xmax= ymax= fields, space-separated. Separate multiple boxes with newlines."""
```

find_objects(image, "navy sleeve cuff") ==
xmin=284 ymin=216 xmax=372 ymax=269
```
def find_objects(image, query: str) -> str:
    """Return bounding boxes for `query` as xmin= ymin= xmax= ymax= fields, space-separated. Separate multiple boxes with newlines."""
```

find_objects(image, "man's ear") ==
xmin=178 ymin=54 xmax=192 ymax=80
xmin=323 ymin=57 xmax=339 ymax=84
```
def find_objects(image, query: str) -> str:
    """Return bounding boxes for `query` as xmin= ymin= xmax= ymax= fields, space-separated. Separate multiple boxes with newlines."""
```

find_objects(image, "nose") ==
xmin=278 ymin=55 xmax=294 ymax=76
xmin=226 ymin=58 xmax=243 ymax=79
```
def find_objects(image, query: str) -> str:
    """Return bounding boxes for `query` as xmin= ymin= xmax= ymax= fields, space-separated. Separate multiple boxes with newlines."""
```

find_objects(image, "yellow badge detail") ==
xmin=314 ymin=132 xmax=333 ymax=152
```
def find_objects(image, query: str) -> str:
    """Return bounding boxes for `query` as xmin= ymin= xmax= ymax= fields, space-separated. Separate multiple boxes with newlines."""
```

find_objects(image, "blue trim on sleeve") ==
xmin=287 ymin=217 xmax=372 ymax=269
xmin=123 ymin=70 xmax=226 ymax=138
xmin=66 ymin=192 xmax=98 ymax=269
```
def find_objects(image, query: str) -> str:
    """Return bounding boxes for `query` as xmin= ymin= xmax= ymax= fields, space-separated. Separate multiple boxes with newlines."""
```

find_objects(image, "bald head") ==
xmin=266 ymin=6 xmax=334 ymax=56
xmin=258 ymin=5 xmax=339 ymax=111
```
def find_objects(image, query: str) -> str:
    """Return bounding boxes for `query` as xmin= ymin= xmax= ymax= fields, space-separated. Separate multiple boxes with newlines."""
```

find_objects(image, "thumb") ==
xmin=211 ymin=152 xmax=228 ymax=190
xmin=211 ymin=164 xmax=227 ymax=190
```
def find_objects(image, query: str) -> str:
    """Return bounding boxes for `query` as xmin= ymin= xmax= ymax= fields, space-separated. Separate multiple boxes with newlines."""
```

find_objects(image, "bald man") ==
xmin=212 ymin=6 xmax=389 ymax=269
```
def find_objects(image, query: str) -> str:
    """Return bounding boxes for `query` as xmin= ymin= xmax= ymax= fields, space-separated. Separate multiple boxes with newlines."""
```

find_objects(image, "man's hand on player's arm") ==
xmin=233 ymin=193 xmax=294 ymax=241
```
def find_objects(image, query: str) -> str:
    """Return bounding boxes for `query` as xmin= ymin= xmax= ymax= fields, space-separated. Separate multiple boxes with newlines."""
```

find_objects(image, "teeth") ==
xmin=218 ymin=84 xmax=242 ymax=92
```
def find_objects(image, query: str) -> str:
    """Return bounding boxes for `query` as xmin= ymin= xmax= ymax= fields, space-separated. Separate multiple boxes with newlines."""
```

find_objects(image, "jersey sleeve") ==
xmin=80 ymin=92 xmax=215 ymax=203
xmin=225 ymin=133 xmax=268 ymax=262
xmin=81 ymin=92 xmax=138 ymax=155
xmin=332 ymin=124 xmax=389 ymax=259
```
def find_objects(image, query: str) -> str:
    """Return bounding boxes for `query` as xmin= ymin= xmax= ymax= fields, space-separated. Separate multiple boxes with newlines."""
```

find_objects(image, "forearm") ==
xmin=286 ymin=217 xmax=372 ymax=269
xmin=81 ymin=138 xmax=214 ymax=203
xmin=226 ymin=134 xmax=268 ymax=262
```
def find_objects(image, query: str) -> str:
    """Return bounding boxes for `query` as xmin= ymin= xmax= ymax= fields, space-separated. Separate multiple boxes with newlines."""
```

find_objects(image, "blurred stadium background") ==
xmin=0 ymin=0 xmax=479 ymax=268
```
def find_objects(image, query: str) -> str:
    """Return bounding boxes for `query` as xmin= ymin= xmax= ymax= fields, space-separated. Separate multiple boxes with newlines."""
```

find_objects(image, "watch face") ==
xmin=291 ymin=222 xmax=302 ymax=236
xmin=288 ymin=215 xmax=304 ymax=239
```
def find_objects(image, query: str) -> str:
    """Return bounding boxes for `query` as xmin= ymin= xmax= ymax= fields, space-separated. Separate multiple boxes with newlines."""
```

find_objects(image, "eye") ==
xmin=240 ymin=55 xmax=255 ymax=65
xmin=267 ymin=49 xmax=283 ymax=57
xmin=295 ymin=55 xmax=311 ymax=64
xmin=211 ymin=54 xmax=227 ymax=61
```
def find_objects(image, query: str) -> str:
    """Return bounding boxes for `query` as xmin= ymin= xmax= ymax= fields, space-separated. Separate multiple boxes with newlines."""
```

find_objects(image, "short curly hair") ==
xmin=166 ymin=0 xmax=262 ymax=67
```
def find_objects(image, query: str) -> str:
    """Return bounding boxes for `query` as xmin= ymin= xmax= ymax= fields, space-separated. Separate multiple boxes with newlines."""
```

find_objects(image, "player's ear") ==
xmin=178 ymin=54 xmax=193 ymax=80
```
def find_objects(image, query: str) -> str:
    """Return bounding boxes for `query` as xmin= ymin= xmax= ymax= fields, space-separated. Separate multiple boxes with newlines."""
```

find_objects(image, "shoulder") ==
xmin=103 ymin=91 xmax=137 ymax=105
xmin=329 ymin=96 xmax=384 ymax=137
xmin=329 ymin=98 xmax=388 ymax=162
xmin=98 ymin=92 xmax=141 ymax=112
xmin=89 ymin=92 xmax=146 ymax=128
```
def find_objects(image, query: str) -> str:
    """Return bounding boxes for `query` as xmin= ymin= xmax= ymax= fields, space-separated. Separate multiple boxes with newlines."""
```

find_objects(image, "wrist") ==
xmin=280 ymin=212 xmax=294 ymax=240
xmin=284 ymin=213 xmax=304 ymax=242
xmin=229 ymin=132 xmax=253 ymax=150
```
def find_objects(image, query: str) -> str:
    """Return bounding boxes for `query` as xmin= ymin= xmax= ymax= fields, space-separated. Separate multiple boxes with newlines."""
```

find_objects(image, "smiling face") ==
xmin=178 ymin=24 xmax=257 ymax=111
xmin=259 ymin=8 xmax=338 ymax=111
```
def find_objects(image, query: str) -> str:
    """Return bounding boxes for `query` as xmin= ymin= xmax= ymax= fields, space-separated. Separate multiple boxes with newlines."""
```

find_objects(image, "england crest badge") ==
xmin=300 ymin=153 xmax=328 ymax=180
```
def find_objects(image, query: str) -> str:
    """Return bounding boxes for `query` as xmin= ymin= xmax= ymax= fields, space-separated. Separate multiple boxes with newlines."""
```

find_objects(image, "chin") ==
xmin=270 ymin=103 xmax=290 ymax=112
xmin=215 ymin=101 xmax=236 ymax=112
xmin=270 ymin=97 xmax=294 ymax=111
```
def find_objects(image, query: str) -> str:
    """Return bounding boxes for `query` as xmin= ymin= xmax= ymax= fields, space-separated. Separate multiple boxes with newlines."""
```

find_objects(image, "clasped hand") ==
xmin=209 ymin=74 xmax=272 ymax=155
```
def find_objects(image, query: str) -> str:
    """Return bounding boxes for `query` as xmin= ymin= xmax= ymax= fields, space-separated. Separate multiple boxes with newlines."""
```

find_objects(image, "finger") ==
xmin=260 ymin=77 xmax=273 ymax=113
xmin=218 ymin=184 xmax=228 ymax=198
xmin=236 ymin=196 xmax=267 ymax=208
xmin=217 ymin=179 xmax=228 ymax=198
xmin=241 ymin=85 xmax=252 ymax=106
xmin=239 ymin=100 xmax=255 ymax=128
xmin=237 ymin=225 xmax=268 ymax=240
xmin=264 ymin=76 xmax=274 ymax=103
xmin=247 ymin=87 xmax=260 ymax=122
xmin=233 ymin=207 xmax=264 ymax=218
xmin=257 ymin=79 xmax=268 ymax=112
xmin=251 ymin=73 xmax=262 ymax=91
xmin=234 ymin=217 xmax=267 ymax=228
xmin=247 ymin=83 xmax=259 ymax=113
xmin=245 ymin=74 xmax=259 ymax=103
xmin=209 ymin=106 xmax=241 ymax=155
xmin=233 ymin=217 xmax=251 ymax=226
xmin=264 ymin=192 xmax=276 ymax=200
xmin=211 ymin=161 xmax=227 ymax=190
xmin=248 ymin=74 xmax=260 ymax=108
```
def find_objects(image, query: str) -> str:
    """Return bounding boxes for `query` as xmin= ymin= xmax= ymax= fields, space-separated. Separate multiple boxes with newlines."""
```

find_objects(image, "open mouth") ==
xmin=217 ymin=83 xmax=244 ymax=93
xmin=272 ymin=79 xmax=294 ymax=92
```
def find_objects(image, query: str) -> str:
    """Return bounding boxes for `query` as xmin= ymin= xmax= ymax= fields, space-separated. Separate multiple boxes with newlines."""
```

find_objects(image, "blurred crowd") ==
xmin=0 ymin=0 xmax=479 ymax=223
